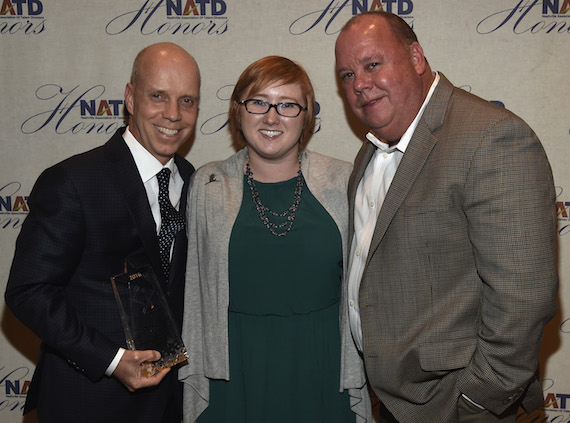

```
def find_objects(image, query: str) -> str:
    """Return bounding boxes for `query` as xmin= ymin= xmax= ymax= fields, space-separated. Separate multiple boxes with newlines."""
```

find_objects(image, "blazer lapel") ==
xmin=104 ymin=131 xmax=164 ymax=283
xmin=365 ymin=125 xmax=438 ymax=267
xmin=167 ymin=155 xmax=194 ymax=287
xmin=364 ymin=74 xmax=453 ymax=266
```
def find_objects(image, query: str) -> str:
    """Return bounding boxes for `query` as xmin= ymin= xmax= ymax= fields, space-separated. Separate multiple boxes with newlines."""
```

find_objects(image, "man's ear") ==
xmin=124 ymin=83 xmax=135 ymax=116
xmin=410 ymin=42 xmax=427 ymax=75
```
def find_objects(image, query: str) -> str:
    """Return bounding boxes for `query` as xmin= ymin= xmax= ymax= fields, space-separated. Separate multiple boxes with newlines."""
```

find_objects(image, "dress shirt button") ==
xmin=355 ymin=250 xmax=361 ymax=257
xmin=370 ymin=201 xmax=375 ymax=208
xmin=383 ymin=153 xmax=388 ymax=159
xmin=349 ymin=301 xmax=355 ymax=307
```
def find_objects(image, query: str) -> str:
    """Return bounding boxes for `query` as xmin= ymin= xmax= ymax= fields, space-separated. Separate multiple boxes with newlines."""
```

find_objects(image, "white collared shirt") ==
xmin=347 ymin=72 xmax=440 ymax=351
xmin=123 ymin=127 xmax=184 ymax=233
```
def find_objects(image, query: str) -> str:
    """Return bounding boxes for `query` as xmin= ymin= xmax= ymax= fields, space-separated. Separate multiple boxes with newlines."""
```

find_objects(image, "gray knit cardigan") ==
xmin=179 ymin=147 xmax=372 ymax=422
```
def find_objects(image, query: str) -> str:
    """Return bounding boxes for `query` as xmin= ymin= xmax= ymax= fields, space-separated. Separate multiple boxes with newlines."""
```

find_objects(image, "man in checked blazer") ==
xmin=5 ymin=42 xmax=198 ymax=422
xmin=335 ymin=11 xmax=558 ymax=423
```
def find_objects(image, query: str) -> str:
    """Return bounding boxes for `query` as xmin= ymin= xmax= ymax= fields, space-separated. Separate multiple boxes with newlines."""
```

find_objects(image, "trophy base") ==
xmin=142 ymin=346 xmax=189 ymax=377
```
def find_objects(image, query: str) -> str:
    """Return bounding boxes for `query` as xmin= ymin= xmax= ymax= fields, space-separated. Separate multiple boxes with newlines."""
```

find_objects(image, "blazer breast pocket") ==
xmin=402 ymin=196 xmax=453 ymax=217
xmin=400 ymin=197 xmax=468 ymax=253
xmin=419 ymin=337 xmax=477 ymax=372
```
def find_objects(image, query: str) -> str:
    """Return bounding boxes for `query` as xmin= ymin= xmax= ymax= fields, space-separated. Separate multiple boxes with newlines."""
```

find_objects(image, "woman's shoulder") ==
xmin=303 ymin=149 xmax=353 ymax=181
xmin=192 ymin=149 xmax=246 ymax=182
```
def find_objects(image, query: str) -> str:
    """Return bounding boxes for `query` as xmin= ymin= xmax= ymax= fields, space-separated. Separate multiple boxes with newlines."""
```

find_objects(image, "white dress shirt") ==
xmin=347 ymin=72 xmax=440 ymax=351
xmin=123 ymin=127 xmax=184 ymax=234
xmin=105 ymin=126 xmax=184 ymax=376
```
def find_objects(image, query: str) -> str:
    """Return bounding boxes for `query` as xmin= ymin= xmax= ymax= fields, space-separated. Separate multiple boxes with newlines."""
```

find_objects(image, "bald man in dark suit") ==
xmin=5 ymin=42 xmax=199 ymax=422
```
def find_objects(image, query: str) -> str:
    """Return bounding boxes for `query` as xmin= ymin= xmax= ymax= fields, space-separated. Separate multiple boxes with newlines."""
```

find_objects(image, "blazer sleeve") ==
xmin=455 ymin=113 xmax=558 ymax=413
xmin=5 ymin=164 xmax=118 ymax=380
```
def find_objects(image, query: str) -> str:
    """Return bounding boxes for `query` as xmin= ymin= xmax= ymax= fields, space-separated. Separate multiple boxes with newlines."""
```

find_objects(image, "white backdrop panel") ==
xmin=1 ymin=1 xmax=568 ymax=421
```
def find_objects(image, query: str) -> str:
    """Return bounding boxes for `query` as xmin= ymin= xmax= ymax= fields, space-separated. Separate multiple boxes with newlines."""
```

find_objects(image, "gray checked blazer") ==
xmin=349 ymin=73 xmax=558 ymax=422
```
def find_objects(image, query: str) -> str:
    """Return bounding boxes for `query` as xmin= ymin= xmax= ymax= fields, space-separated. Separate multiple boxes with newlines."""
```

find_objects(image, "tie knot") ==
xmin=157 ymin=168 xmax=171 ymax=190
xmin=156 ymin=167 xmax=170 ymax=203
xmin=157 ymin=168 xmax=172 ymax=207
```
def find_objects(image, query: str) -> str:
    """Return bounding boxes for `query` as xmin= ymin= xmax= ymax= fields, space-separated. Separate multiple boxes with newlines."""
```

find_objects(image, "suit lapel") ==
xmin=364 ymin=74 xmax=454 ymax=267
xmin=167 ymin=155 xmax=194 ymax=287
xmin=104 ymin=130 xmax=164 ymax=283
xmin=365 ymin=125 xmax=438 ymax=267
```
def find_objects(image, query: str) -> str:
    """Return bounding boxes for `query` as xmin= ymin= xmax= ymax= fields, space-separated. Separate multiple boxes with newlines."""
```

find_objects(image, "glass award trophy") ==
xmin=110 ymin=264 xmax=188 ymax=377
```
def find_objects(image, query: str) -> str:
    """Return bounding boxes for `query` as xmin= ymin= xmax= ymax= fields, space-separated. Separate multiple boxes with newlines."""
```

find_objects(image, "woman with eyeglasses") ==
xmin=179 ymin=56 xmax=371 ymax=423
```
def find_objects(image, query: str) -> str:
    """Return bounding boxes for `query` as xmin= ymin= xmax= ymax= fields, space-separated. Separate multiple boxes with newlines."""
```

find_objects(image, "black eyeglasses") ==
xmin=238 ymin=99 xmax=307 ymax=118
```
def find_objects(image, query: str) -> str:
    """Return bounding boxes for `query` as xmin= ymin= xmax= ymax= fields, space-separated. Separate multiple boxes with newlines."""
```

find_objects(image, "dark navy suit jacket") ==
xmin=5 ymin=127 xmax=194 ymax=422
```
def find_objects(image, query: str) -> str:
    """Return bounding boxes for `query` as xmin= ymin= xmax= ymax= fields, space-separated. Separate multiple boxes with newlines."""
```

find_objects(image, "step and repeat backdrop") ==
xmin=1 ymin=1 xmax=569 ymax=422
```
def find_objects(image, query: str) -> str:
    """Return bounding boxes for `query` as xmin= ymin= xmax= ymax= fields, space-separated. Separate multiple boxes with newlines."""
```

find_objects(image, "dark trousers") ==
xmin=379 ymin=405 xmax=399 ymax=423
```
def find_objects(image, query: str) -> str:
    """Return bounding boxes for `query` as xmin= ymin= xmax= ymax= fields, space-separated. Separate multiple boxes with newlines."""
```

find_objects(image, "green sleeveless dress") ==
xmin=197 ymin=175 xmax=354 ymax=423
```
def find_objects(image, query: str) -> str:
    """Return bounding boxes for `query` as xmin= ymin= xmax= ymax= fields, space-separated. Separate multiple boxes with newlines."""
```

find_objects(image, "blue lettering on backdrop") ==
xmin=106 ymin=0 xmax=228 ymax=36
xmin=0 ymin=366 xmax=31 ymax=413
xmin=0 ymin=216 xmax=23 ymax=229
xmin=0 ymin=0 xmax=45 ymax=35
xmin=0 ymin=19 xmax=44 ymax=35
xmin=561 ymin=317 xmax=570 ymax=333
xmin=377 ymin=0 xmax=413 ymax=14
xmin=314 ymin=102 xmax=322 ymax=134
xmin=289 ymin=0 xmax=414 ymax=35
xmin=556 ymin=186 xmax=570 ymax=236
xmin=556 ymin=394 xmax=570 ymax=408
xmin=0 ymin=183 xmax=28 ymax=213
xmin=0 ymin=182 xmax=28 ymax=230
xmin=1 ymin=0 xmax=43 ymax=15
xmin=538 ymin=379 xmax=570 ymax=422
xmin=477 ymin=0 xmax=570 ymax=35
xmin=199 ymin=85 xmax=233 ymax=136
xmin=490 ymin=100 xmax=505 ymax=107
xmin=289 ymin=0 xmax=349 ymax=36
xmin=544 ymin=0 xmax=559 ymax=14
xmin=21 ymin=84 xmax=123 ymax=135
xmin=166 ymin=0 xmax=184 ymax=15
xmin=559 ymin=224 xmax=570 ymax=237
xmin=80 ymin=99 xmax=124 ymax=117
xmin=543 ymin=0 xmax=570 ymax=15
xmin=165 ymin=0 xmax=226 ymax=16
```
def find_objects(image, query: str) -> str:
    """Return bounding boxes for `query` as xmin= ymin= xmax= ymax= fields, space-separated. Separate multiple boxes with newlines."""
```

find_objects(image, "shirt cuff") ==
xmin=462 ymin=393 xmax=486 ymax=410
xmin=105 ymin=347 xmax=126 ymax=377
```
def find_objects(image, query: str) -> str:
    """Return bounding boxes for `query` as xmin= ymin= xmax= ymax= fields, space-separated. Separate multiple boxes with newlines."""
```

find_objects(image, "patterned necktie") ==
xmin=156 ymin=168 xmax=185 ymax=281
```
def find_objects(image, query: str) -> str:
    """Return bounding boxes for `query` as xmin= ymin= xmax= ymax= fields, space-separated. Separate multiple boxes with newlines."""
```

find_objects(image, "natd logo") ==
xmin=544 ymin=393 xmax=570 ymax=410
xmin=289 ymin=0 xmax=414 ymax=36
xmin=106 ymin=0 xmax=228 ymax=36
xmin=80 ymin=98 xmax=124 ymax=119
xmin=0 ymin=0 xmax=45 ymax=35
xmin=4 ymin=379 xmax=29 ymax=397
xmin=477 ymin=0 xmax=570 ymax=35
xmin=165 ymin=0 xmax=226 ymax=16
xmin=0 ymin=182 xmax=29 ymax=230
xmin=556 ymin=186 xmax=570 ymax=236
xmin=20 ymin=84 xmax=125 ymax=137
xmin=0 ymin=366 xmax=31 ymax=414
xmin=543 ymin=0 xmax=570 ymax=15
